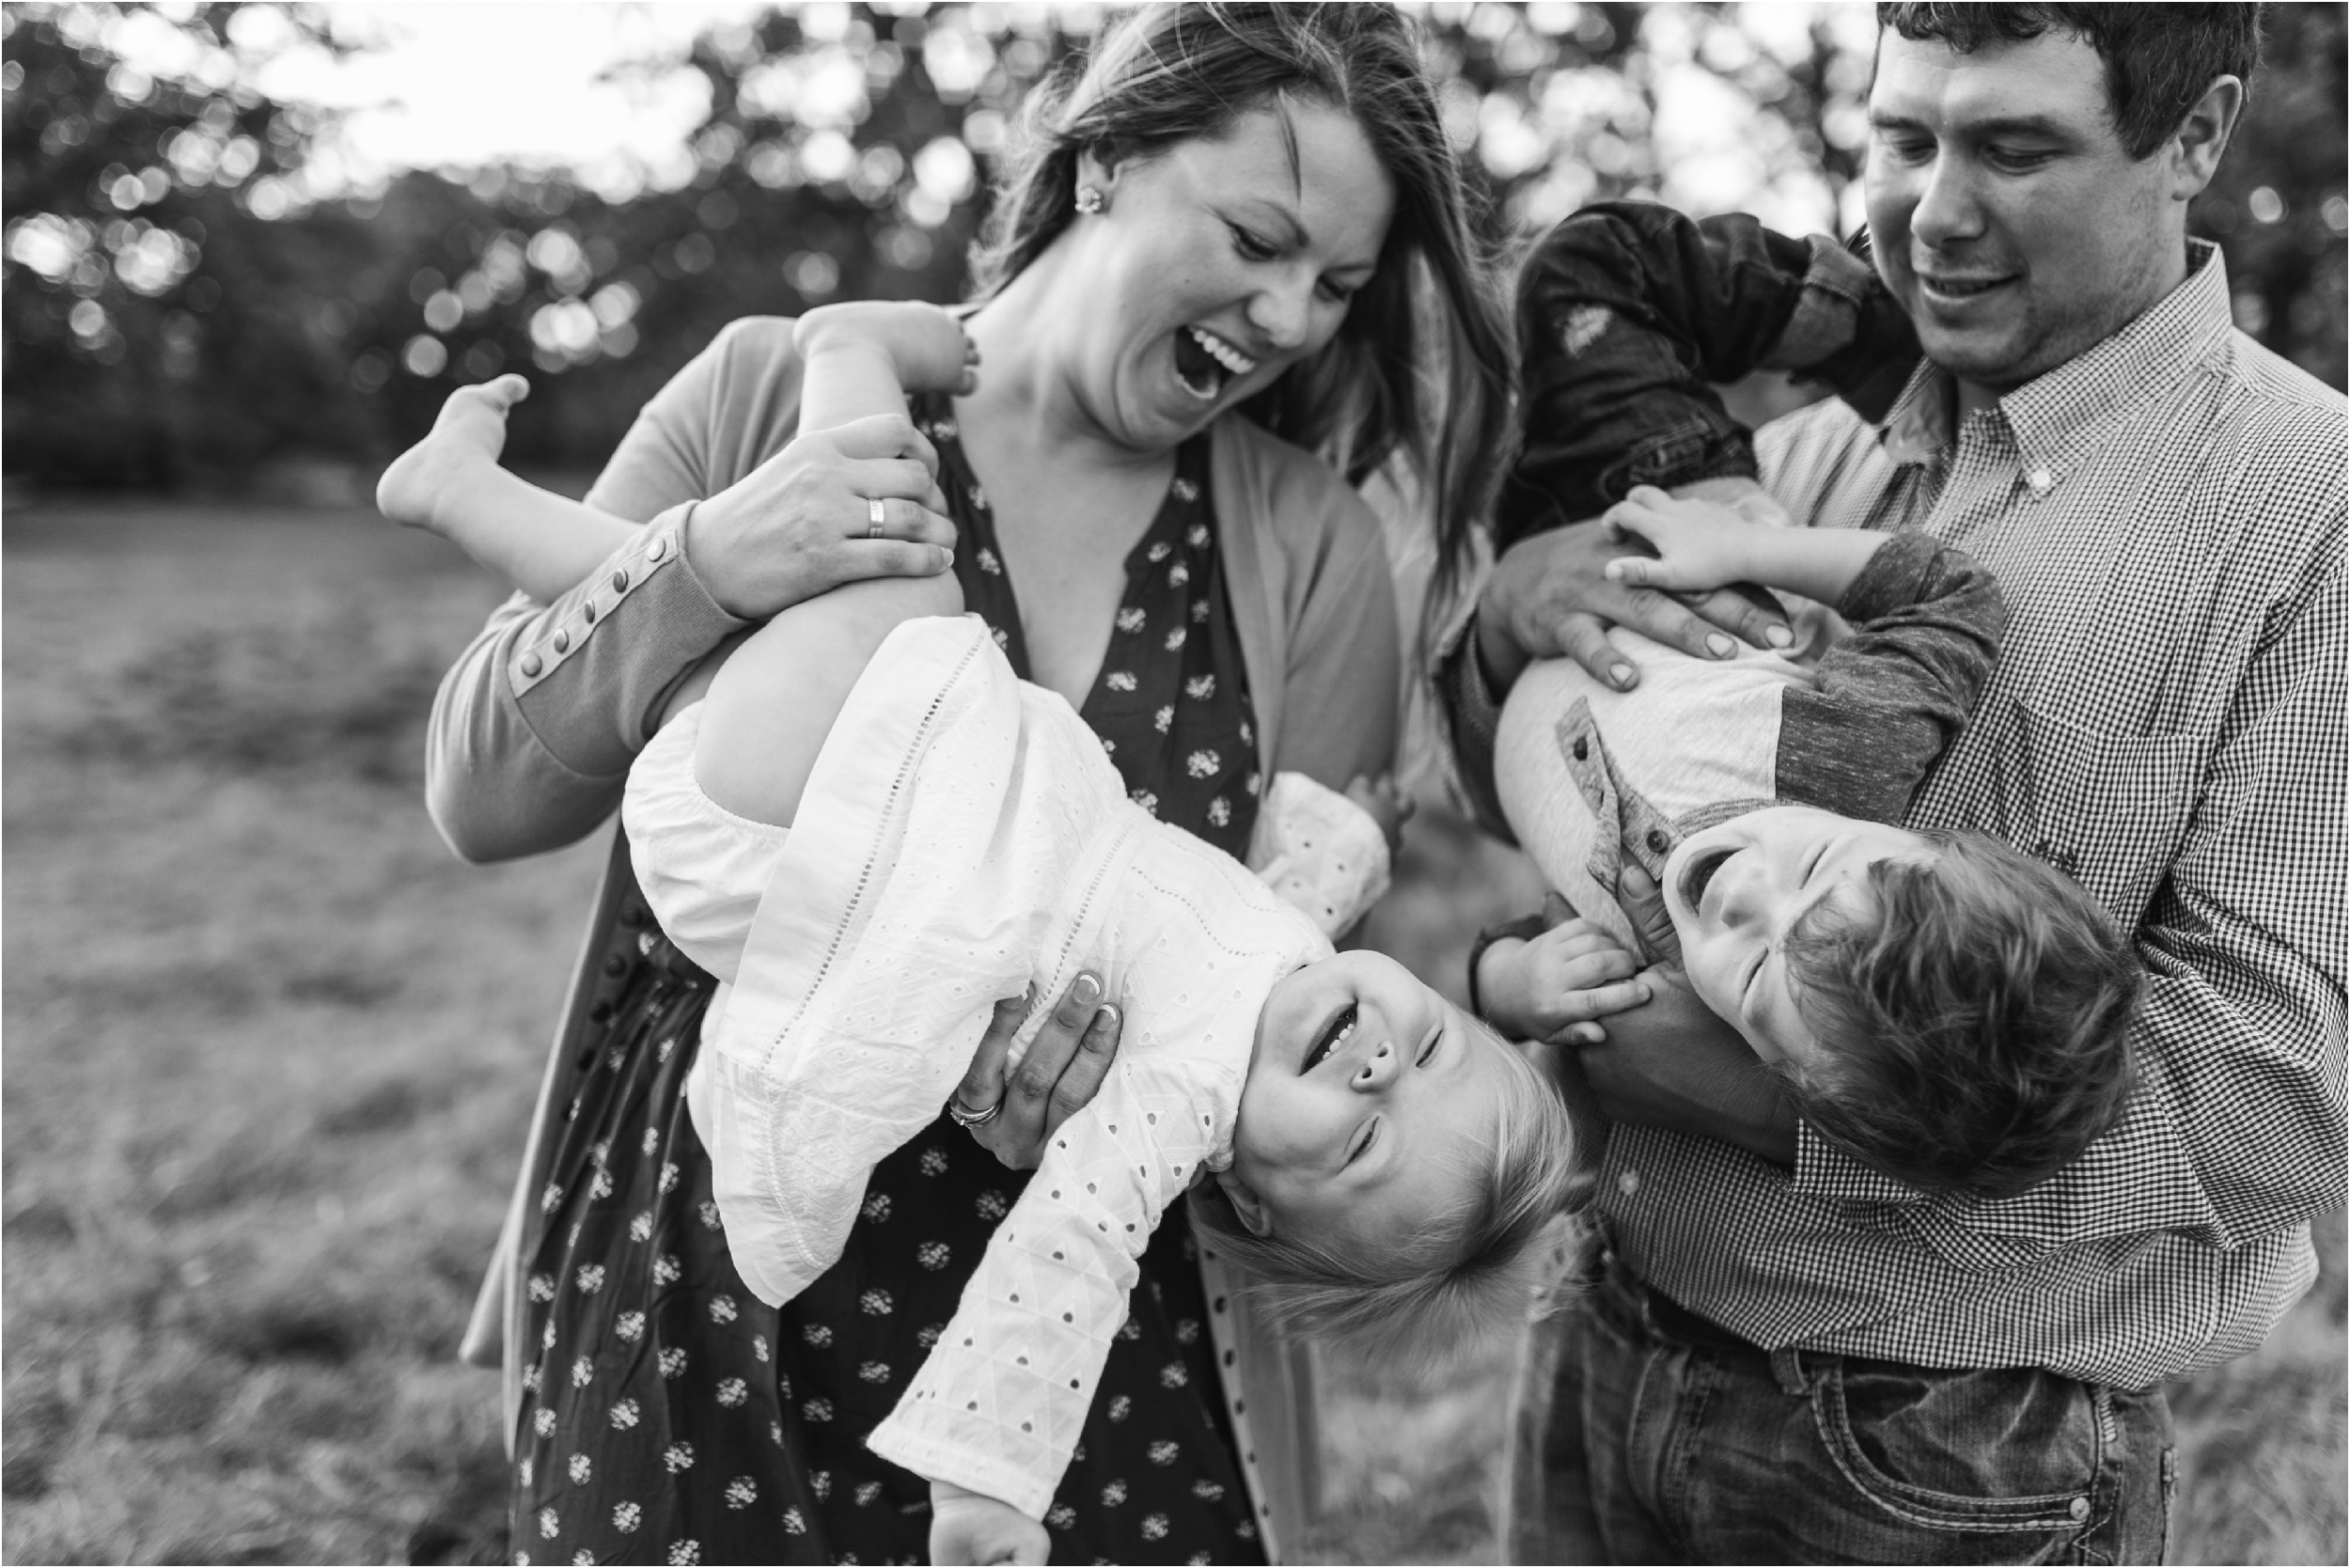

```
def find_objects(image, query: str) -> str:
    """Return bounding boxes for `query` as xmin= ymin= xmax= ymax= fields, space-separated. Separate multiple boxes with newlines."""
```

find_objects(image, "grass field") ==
xmin=4 ymin=498 xmax=2342 ymax=1565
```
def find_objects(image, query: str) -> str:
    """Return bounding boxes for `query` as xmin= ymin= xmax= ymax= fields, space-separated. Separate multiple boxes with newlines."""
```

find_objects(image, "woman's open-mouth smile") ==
xmin=1173 ymin=324 xmax=1259 ymax=400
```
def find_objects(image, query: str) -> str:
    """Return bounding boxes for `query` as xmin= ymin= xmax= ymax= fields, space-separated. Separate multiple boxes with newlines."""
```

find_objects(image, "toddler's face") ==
xmin=1229 ymin=950 xmax=1521 ymax=1259
xmin=1662 ymin=805 xmax=1931 ymax=1070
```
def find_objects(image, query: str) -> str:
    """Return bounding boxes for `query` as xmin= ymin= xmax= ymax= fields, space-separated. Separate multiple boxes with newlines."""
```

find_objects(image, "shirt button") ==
xmin=612 ymin=569 xmax=630 ymax=592
xmin=519 ymin=653 xmax=542 ymax=678
xmin=2068 ymin=1497 xmax=2091 ymax=1522
xmin=1617 ymin=1169 xmax=1641 ymax=1197
xmin=1645 ymin=828 xmax=1669 ymax=855
xmin=648 ymin=535 xmax=669 ymax=563
xmin=1571 ymin=737 xmax=1589 ymax=761
xmin=2027 ymin=467 xmax=2056 ymax=496
xmin=552 ymin=630 xmax=570 ymax=653
xmin=581 ymin=602 xmax=596 ymax=624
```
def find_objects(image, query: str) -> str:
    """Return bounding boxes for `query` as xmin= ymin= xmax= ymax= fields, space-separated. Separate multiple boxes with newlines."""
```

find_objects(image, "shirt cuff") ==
xmin=510 ymin=503 xmax=752 ymax=775
xmin=1433 ymin=609 xmax=1512 ymax=839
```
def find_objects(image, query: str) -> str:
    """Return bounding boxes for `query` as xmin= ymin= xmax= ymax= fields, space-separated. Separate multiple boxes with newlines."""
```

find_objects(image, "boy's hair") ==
xmin=1877 ymin=4 xmax=2264 ymax=160
xmin=1782 ymin=829 xmax=2142 ymax=1200
xmin=1187 ymin=1029 xmax=1592 ymax=1361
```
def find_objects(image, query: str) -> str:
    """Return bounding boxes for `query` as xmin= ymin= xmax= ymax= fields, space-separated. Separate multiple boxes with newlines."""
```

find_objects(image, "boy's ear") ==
xmin=1214 ymin=1172 xmax=1274 ymax=1237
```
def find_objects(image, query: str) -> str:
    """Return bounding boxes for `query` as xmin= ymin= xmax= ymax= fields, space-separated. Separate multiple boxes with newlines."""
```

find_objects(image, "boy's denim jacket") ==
xmin=1496 ymin=200 xmax=1919 ymax=553
xmin=1448 ymin=201 xmax=1922 ymax=839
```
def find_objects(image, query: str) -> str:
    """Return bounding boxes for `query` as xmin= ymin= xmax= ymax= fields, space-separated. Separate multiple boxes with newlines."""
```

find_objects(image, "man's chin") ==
xmin=1911 ymin=320 xmax=2042 ymax=396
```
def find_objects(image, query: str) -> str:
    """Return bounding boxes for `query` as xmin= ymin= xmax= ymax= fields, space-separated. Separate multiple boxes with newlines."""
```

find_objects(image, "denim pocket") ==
xmin=1810 ymin=1359 xmax=2098 ymax=1535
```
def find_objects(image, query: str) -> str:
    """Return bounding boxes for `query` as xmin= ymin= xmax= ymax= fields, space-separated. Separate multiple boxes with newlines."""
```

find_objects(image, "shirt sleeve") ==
xmin=866 ymin=1055 xmax=1235 ymax=1519
xmin=1268 ymin=484 xmax=1402 ymax=791
xmin=421 ymin=324 xmax=779 ymax=863
xmin=1774 ymin=531 xmax=2008 ymax=824
xmin=1245 ymin=772 xmax=1391 ymax=939
xmin=1790 ymin=541 xmax=2348 ymax=1270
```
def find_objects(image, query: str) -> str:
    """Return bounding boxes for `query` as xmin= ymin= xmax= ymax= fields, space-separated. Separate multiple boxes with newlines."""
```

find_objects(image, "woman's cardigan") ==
xmin=427 ymin=317 xmax=1402 ymax=1560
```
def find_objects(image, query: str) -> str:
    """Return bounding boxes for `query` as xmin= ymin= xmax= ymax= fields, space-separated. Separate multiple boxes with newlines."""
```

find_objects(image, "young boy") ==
xmin=1476 ymin=481 xmax=2141 ymax=1200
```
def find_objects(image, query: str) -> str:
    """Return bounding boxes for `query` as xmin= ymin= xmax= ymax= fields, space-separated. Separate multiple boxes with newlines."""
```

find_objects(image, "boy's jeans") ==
xmin=1509 ymin=1248 xmax=2173 ymax=1564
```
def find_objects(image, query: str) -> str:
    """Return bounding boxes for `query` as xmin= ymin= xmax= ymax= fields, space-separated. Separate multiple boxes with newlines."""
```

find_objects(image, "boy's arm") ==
xmin=1777 ymin=532 xmax=2007 ymax=824
xmin=1498 ymin=201 xmax=1917 ymax=553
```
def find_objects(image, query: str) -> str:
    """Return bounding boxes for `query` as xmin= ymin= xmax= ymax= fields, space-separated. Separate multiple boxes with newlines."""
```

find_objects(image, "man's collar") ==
xmin=1874 ymin=240 xmax=2235 ymax=470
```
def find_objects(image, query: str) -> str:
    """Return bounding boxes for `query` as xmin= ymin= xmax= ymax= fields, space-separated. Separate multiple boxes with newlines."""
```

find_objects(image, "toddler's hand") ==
xmin=1343 ymin=774 xmax=1414 ymax=853
xmin=929 ymin=1482 xmax=1050 ymax=1565
xmin=1600 ymin=484 xmax=1759 ymax=594
xmin=374 ymin=373 xmax=529 ymax=533
xmin=1479 ymin=898 xmax=1651 ymax=1044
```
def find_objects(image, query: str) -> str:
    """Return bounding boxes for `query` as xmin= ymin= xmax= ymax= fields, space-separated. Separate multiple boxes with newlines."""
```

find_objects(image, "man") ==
xmin=1441 ymin=7 xmax=2343 ymax=1561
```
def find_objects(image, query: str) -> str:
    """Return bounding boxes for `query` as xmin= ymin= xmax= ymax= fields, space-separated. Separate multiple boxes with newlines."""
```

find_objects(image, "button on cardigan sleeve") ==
xmin=423 ymin=321 xmax=814 ymax=862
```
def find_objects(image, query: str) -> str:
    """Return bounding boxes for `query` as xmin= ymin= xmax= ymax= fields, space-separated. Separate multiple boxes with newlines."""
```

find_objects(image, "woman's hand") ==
xmin=1475 ymin=480 xmax=1794 ymax=694
xmin=683 ymin=413 xmax=959 ymax=620
xmin=950 ymin=973 xmax=1123 ymax=1169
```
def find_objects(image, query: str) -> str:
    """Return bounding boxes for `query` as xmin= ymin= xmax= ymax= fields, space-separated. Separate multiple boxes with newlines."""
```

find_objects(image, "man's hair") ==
xmin=1187 ymin=1029 xmax=1592 ymax=1361
xmin=1878 ymin=4 xmax=2265 ymax=159
xmin=1781 ymin=829 xmax=2142 ymax=1200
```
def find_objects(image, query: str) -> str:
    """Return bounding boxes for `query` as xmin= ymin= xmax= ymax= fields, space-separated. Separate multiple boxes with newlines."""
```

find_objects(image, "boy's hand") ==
xmin=1600 ymin=485 xmax=1761 ymax=594
xmin=1343 ymin=774 xmax=1414 ymax=853
xmin=1478 ymin=899 xmax=1651 ymax=1044
xmin=929 ymin=1482 xmax=1050 ymax=1565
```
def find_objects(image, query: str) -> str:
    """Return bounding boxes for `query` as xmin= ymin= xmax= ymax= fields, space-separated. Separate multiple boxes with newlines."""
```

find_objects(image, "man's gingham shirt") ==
xmin=1599 ymin=243 xmax=2346 ymax=1389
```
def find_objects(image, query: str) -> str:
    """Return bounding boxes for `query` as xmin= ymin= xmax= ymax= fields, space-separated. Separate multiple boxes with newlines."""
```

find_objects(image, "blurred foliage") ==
xmin=2 ymin=1 xmax=2342 ymax=489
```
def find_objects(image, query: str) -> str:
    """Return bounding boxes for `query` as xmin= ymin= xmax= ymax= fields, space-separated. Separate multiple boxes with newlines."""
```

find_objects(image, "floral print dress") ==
xmin=511 ymin=403 xmax=1270 ymax=1566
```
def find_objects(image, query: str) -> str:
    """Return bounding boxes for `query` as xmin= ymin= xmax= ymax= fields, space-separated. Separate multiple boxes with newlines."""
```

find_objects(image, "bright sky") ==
xmin=260 ymin=3 xmax=767 ymax=188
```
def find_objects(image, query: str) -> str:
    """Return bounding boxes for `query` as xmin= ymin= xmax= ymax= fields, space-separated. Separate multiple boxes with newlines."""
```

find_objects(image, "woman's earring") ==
xmin=1073 ymin=184 xmax=1105 ymax=215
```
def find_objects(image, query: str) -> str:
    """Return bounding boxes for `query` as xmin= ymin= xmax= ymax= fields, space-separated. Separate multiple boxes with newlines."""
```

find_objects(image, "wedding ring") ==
xmin=867 ymin=496 xmax=887 ymax=539
xmin=948 ymin=1094 xmax=1005 ymax=1130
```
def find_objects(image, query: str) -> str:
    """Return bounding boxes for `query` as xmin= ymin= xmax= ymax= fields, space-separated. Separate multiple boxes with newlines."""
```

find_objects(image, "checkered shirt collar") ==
xmin=1875 ymin=239 xmax=2235 ymax=473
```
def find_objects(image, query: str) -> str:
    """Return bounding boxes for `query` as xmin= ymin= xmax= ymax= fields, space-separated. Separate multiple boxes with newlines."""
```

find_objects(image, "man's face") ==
xmin=1865 ymin=28 xmax=2186 ymax=395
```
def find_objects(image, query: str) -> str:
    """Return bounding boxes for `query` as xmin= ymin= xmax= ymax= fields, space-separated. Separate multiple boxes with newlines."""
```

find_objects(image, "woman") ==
xmin=434 ymin=6 xmax=1513 ymax=1561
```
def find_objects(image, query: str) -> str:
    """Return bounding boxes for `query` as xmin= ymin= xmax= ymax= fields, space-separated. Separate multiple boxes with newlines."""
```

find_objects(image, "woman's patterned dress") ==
xmin=513 ymin=408 xmax=1273 ymax=1566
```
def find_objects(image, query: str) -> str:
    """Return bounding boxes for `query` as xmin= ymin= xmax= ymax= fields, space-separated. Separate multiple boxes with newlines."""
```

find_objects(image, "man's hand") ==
xmin=1571 ymin=968 xmax=1798 ymax=1167
xmin=683 ymin=413 xmax=959 ymax=620
xmin=929 ymin=1482 xmax=1050 ymax=1565
xmin=1476 ymin=487 xmax=1794 ymax=694
xmin=952 ymin=972 xmax=1121 ymax=1170
xmin=1478 ymin=902 xmax=1651 ymax=1044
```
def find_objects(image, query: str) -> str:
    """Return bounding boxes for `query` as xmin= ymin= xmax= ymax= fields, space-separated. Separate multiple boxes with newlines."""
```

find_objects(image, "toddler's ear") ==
xmin=1214 ymin=1173 xmax=1274 ymax=1237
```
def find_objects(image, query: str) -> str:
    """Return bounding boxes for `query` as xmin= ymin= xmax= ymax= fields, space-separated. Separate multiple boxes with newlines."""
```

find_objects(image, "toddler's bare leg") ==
xmin=694 ymin=571 xmax=966 ymax=830
xmin=376 ymin=375 xmax=636 ymax=600
xmin=794 ymin=303 xmax=976 ymax=434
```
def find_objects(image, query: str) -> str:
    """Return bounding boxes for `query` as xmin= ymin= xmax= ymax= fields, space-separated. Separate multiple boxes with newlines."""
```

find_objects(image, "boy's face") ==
xmin=1662 ymin=806 xmax=1932 ymax=1072
xmin=1229 ymin=951 xmax=1520 ymax=1259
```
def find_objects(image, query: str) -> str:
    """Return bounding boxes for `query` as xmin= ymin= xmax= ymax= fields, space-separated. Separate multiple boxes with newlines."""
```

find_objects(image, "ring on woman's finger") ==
xmin=948 ymin=1094 xmax=1004 ymax=1129
xmin=867 ymin=496 xmax=887 ymax=539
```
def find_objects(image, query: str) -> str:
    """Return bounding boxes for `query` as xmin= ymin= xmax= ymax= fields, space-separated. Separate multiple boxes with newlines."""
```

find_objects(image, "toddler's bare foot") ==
xmin=376 ymin=374 xmax=530 ymax=532
xmin=794 ymin=301 xmax=978 ymax=394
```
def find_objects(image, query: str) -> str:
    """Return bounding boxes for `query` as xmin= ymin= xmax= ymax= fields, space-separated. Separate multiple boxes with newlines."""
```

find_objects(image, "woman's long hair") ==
xmin=968 ymin=2 xmax=1516 ymax=631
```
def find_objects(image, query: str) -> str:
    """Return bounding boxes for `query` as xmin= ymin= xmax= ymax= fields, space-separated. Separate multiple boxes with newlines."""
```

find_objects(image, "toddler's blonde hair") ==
xmin=1187 ymin=1031 xmax=1592 ymax=1360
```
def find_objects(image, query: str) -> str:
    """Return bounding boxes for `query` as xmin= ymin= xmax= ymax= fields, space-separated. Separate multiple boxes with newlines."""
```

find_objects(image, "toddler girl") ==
xmin=379 ymin=304 xmax=1584 ymax=1564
